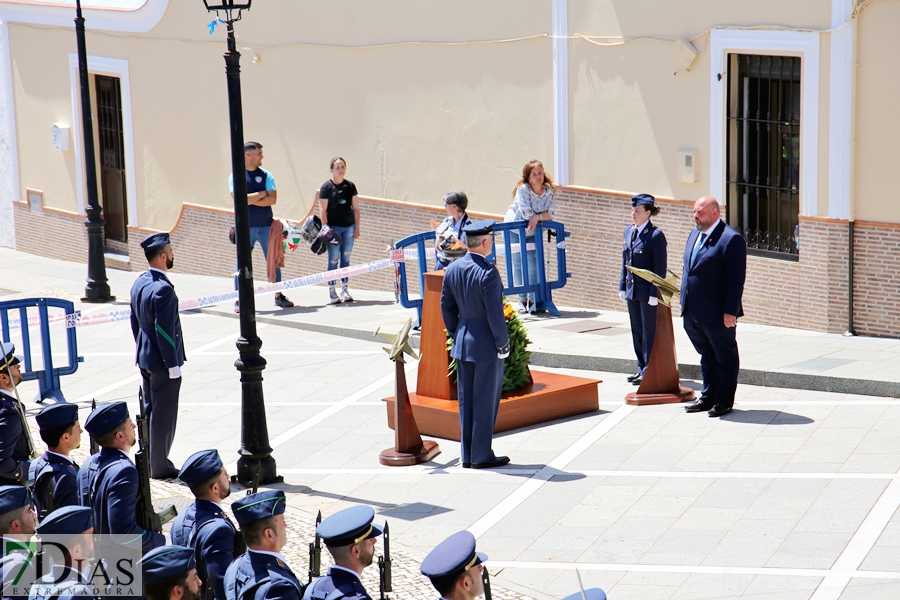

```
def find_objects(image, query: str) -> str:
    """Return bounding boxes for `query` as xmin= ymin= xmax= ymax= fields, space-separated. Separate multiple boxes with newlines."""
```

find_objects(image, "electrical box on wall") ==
xmin=676 ymin=149 xmax=698 ymax=183
xmin=51 ymin=123 xmax=70 ymax=151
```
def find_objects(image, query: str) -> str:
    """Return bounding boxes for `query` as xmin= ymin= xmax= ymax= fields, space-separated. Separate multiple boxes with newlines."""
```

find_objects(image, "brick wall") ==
xmin=10 ymin=191 xmax=896 ymax=337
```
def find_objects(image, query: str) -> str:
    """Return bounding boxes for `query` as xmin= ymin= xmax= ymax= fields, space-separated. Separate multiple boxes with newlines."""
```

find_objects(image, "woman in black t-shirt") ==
xmin=316 ymin=156 xmax=360 ymax=304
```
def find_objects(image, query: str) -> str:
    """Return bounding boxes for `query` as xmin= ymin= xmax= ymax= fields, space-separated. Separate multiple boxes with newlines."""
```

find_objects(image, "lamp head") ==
xmin=202 ymin=0 xmax=251 ymax=19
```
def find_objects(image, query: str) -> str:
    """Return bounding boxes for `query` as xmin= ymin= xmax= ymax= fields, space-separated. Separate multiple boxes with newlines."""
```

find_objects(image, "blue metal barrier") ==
xmin=0 ymin=298 xmax=83 ymax=403
xmin=394 ymin=220 xmax=571 ymax=322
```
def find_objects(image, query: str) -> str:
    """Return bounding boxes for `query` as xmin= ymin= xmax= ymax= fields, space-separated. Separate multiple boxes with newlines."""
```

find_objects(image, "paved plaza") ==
xmin=2 ymin=247 xmax=900 ymax=599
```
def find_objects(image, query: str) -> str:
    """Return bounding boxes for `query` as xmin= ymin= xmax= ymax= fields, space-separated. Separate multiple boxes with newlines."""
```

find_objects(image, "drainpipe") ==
xmin=843 ymin=14 xmax=858 ymax=337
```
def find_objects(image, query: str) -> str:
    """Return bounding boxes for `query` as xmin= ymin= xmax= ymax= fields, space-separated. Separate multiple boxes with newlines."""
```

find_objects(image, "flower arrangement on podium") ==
xmin=446 ymin=298 xmax=533 ymax=393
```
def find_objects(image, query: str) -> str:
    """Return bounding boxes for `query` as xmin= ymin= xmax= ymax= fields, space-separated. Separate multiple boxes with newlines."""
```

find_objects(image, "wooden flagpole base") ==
xmin=379 ymin=440 xmax=441 ymax=466
xmin=625 ymin=302 xmax=695 ymax=406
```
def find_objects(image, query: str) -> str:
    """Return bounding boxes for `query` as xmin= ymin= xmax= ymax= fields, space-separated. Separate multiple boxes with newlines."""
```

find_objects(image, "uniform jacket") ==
xmin=1 ymin=538 xmax=34 ymax=600
xmin=29 ymin=451 xmax=79 ymax=517
xmin=27 ymin=565 xmax=94 ymax=600
xmin=130 ymin=270 xmax=186 ymax=373
xmin=680 ymin=220 xmax=747 ymax=322
xmin=76 ymin=448 xmax=165 ymax=553
xmin=0 ymin=389 xmax=29 ymax=484
xmin=303 ymin=567 xmax=371 ymax=600
xmin=225 ymin=551 xmax=304 ymax=600
xmin=440 ymin=252 xmax=510 ymax=363
xmin=172 ymin=500 xmax=238 ymax=600
xmin=620 ymin=221 xmax=667 ymax=301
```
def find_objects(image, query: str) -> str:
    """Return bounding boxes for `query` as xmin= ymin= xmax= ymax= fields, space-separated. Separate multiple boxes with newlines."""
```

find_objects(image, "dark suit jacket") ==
xmin=130 ymin=269 xmax=186 ymax=373
xmin=29 ymin=451 xmax=80 ymax=516
xmin=441 ymin=252 xmax=510 ymax=362
xmin=680 ymin=220 xmax=747 ymax=322
xmin=620 ymin=221 xmax=667 ymax=301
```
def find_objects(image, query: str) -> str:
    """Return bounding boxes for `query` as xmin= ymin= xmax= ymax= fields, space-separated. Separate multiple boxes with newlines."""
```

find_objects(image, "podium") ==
xmin=384 ymin=271 xmax=601 ymax=441
xmin=625 ymin=303 xmax=695 ymax=405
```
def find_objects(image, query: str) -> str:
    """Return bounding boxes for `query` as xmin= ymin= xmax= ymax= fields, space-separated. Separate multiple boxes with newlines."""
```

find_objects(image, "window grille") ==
xmin=726 ymin=54 xmax=800 ymax=260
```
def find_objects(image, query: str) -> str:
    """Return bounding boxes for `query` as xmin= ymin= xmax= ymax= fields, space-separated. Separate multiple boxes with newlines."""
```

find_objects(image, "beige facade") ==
xmin=2 ymin=1 xmax=900 ymax=335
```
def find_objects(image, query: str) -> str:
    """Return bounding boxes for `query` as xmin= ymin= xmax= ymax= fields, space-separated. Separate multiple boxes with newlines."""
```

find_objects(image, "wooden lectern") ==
xmin=625 ymin=302 xmax=695 ymax=405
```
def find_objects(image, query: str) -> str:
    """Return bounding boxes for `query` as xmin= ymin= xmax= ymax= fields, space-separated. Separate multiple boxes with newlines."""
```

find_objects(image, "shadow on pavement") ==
xmin=723 ymin=410 xmax=813 ymax=425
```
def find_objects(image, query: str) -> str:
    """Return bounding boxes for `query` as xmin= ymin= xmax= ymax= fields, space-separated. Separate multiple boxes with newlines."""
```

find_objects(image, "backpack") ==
xmin=310 ymin=226 xmax=342 ymax=255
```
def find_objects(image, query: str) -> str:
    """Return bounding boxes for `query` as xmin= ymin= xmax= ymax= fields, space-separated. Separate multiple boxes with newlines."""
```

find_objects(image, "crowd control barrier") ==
xmin=0 ymin=298 xmax=82 ymax=403
xmin=394 ymin=220 xmax=570 ymax=324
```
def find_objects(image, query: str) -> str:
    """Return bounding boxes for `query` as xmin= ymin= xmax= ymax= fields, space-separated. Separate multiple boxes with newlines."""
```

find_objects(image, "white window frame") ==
xmin=709 ymin=29 xmax=820 ymax=217
xmin=68 ymin=54 xmax=138 ymax=227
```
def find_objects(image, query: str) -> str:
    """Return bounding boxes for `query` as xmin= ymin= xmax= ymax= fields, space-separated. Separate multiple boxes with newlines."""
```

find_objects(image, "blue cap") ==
xmin=179 ymin=450 xmax=223 ymax=488
xmin=140 ymin=545 xmax=196 ymax=584
xmin=631 ymin=193 xmax=655 ymax=208
xmin=0 ymin=485 xmax=31 ymax=515
xmin=317 ymin=506 xmax=383 ymax=547
xmin=36 ymin=403 xmax=79 ymax=431
xmin=462 ymin=219 xmax=495 ymax=237
xmin=140 ymin=232 xmax=170 ymax=251
xmin=0 ymin=341 xmax=22 ymax=370
xmin=232 ymin=490 xmax=286 ymax=526
xmin=36 ymin=506 xmax=93 ymax=535
xmin=561 ymin=590 xmax=607 ymax=600
xmin=420 ymin=531 xmax=487 ymax=580
xmin=84 ymin=401 xmax=129 ymax=437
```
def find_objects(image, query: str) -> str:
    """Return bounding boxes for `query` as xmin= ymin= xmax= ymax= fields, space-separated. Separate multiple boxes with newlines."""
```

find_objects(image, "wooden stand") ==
xmin=380 ymin=359 xmax=441 ymax=466
xmin=625 ymin=303 xmax=695 ymax=406
xmin=384 ymin=271 xmax=601 ymax=441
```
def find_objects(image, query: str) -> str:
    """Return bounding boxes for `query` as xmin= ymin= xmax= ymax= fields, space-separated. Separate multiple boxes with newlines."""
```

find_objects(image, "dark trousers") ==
xmin=140 ymin=368 xmax=181 ymax=477
xmin=627 ymin=299 xmax=658 ymax=374
xmin=456 ymin=359 xmax=504 ymax=464
xmin=683 ymin=317 xmax=740 ymax=409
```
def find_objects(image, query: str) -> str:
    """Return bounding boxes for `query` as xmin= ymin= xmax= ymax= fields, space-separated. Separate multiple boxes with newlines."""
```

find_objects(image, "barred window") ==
xmin=726 ymin=54 xmax=800 ymax=260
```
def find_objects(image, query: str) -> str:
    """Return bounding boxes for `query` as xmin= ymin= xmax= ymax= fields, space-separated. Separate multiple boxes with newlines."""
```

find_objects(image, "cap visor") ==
xmin=474 ymin=551 xmax=488 ymax=566
xmin=368 ymin=522 xmax=385 ymax=539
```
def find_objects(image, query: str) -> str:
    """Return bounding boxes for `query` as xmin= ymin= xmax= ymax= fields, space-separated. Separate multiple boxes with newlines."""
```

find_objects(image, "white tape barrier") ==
xmin=4 ymin=241 xmax=564 ymax=330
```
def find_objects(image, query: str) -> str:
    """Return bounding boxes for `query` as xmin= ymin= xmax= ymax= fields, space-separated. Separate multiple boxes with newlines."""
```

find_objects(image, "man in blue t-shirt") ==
xmin=228 ymin=141 xmax=294 ymax=312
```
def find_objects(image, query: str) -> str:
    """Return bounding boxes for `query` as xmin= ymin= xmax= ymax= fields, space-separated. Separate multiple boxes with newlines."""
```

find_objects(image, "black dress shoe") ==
xmin=462 ymin=463 xmax=471 ymax=469
xmin=708 ymin=406 xmax=733 ymax=418
xmin=685 ymin=401 xmax=714 ymax=413
xmin=631 ymin=376 xmax=642 ymax=386
xmin=626 ymin=372 xmax=641 ymax=382
xmin=471 ymin=456 xmax=510 ymax=469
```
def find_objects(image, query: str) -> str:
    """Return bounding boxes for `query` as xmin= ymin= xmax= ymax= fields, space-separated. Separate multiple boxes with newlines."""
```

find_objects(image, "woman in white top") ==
xmin=504 ymin=159 xmax=556 ymax=313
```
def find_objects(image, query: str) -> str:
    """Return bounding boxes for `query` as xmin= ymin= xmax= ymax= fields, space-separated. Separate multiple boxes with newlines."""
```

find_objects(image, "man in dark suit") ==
xmin=130 ymin=232 xmax=185 ymax=479
xmin=681 ymin=196 xmax=747 ymax=418
xmin=441 ymin=220 xmax=511 ymax=469
xmin=76 ymin=402 xmax=165 ymax=554
xmin=172 ymin=449 xmax=239 ymax=600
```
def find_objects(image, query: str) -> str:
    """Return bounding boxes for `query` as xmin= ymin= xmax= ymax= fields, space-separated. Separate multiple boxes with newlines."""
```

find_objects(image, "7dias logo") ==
xmin=1 ymin=535 xmax=142 ymax=597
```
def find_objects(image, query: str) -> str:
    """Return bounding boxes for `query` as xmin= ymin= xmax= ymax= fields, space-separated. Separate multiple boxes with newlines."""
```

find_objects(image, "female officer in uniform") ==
xmin=620 ymin=194 xmax=667 ymax=386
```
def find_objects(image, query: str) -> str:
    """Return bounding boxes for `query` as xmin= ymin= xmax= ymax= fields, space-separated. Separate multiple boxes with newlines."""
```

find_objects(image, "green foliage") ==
xmin=446 ymin=298 xmax=532 ymax=393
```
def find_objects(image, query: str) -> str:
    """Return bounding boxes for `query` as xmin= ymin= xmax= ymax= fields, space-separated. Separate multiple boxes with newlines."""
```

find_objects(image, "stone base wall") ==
xmin=10 ymin=190 xmax=898 ymax=337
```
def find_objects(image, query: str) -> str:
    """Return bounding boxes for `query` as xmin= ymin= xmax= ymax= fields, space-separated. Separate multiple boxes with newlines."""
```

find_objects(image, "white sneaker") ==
xmin=328 ymin=287 xmax=341 ymax=304
xmin=340 ymin=286 xmax=353 ymax=303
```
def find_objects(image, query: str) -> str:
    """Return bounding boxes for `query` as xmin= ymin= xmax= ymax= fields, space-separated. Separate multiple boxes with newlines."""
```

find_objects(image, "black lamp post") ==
xmin=75 ymin=0 xmax=114 ymax=303
xmin=202 ymin=0 xmax=280 ymax=485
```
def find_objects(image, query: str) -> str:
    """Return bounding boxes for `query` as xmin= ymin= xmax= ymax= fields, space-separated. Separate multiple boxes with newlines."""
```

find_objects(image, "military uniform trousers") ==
xmin=456 ymin=359 xmax=504 ymax=465
xmin=140 ymin=368 xmax=181 ymax=477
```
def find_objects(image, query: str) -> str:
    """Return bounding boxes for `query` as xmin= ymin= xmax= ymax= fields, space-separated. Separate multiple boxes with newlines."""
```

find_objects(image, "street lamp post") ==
xmin=202 ymin=0 xmax=280 ymax=485
xmin=75 ymin=0 xmax=114 ymax=303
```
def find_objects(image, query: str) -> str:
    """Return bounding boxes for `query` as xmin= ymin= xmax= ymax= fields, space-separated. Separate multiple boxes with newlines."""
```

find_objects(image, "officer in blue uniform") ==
xmin=619 ymin=194 xmax=668 ymax=386
xmin=172 ymin=450 xmax=238 ymax=600
xmin=0 ymin=343 xmax=32 ymax=486
xmin=130 ymin=232 xmax=186 ymax=479
xmin=29 ymin=403 xmax=82 ymax=518
xmin=419 ymin=531 xmax=486 ymax=600
xmin=76 ymin=402 xmax=165 ymax=554
xmin=224 ymin=490 xmax=303 ymax=600
xmin=140 ymin=545 xmax=203 ymax=600
xmin=440 ymin=220 xmax=511 ymax=469
xmin=303 ymin=506 xmax=383 ymax=600
xmin=28 ymin=506 xmax=95 ymax=600
xmin=0 ymin=485 xmax=37 ymax=600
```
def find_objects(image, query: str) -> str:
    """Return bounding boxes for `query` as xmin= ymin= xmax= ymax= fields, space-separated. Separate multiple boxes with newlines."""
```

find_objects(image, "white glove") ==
xmin=648 ymin=296 xmax=658 ymax=307
xmin=168 ymin=366 xmax=182 ymax=379
xmin=619 ymin=291 xmax=627 ymax=301
xmin=498 ymin=351 xmax=510 ymax=359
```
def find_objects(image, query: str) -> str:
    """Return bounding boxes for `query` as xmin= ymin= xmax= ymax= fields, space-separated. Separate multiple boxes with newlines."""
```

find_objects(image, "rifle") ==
xmin=378 ymin=521 xmax=392 ymax=600
xmin=233 ymin=461 xmax=261 ymax=556
xmin=90 ymin=399 xmax=100 ymax=454
xmin=307 ymin=510 xmax=322 ymax=583
xmin=482 ymin=566 xmax=492 ymax=600
xmin=135 ymin=387 xmax=177 ymax=533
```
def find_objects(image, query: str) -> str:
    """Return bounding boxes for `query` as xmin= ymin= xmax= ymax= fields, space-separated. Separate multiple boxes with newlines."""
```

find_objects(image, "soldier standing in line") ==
xmin=140 ymin=545 xmax=203 ymax=600
xmin=28 ymin=506 xmax=95 ymax=600
xmin=0 ymin=343 xmax=32 ymax=486
xmin=419 ymin=531 xmax=487 ymax=600
xmin=29 ymin=403 xmax=82 ymax=518
xmin=0 ymin=485 xmax=37 ymax=600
